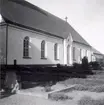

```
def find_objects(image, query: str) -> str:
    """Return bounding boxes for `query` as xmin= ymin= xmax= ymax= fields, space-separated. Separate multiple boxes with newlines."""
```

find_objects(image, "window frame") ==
xmin=67 ymin=45 xmax=70 ymax=64
xmin=41 ymin=40 xmax=47 ymax=59
xmin=23 ymin=36 xmax=31 ymax=59
xmin=54 ymin=43 xmax=59 ymax=60
xmin=80 ymin=48 xmax=82 ymax=61
xmin=73 ymin=47 xmax=76 ymax=61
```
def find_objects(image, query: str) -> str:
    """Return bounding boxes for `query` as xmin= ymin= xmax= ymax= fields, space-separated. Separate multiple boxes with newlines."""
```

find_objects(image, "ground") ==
xmin=0 ymin=94 xmax=77 ymax=105
xmin=1 ymin=70 xmax=104 ymax=105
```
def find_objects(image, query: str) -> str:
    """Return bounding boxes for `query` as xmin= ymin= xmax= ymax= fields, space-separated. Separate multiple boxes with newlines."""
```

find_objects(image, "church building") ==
xmin=0 ymin=0 xmax=94 ymax=66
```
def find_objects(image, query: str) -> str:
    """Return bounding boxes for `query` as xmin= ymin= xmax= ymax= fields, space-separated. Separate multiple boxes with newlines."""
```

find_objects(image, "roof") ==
xmin=1 ymin=0 xmax=90 ymax=46
xmin=92 ymin=47 xmax=103 ymax=55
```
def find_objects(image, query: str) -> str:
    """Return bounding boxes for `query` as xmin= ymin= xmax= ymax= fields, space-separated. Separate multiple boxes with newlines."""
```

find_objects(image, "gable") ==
xmin=0 ymin=14 xmax=5 ymax=23
xmin=1 ymin=0 xmax=90 ymax=46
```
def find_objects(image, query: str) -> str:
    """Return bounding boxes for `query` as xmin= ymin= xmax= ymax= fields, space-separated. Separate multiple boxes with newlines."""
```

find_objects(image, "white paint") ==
xmin=65 ymin=35 xmax=73 ymax=65
xmin=7 ymin=25 xmax=64 ymax=65
xmin=0 ymin=14 xmax=4 ymax=23
xmin=1 ymin=24 xmax=93 ymax=65
xmin=72 ymin=42 xmax=92 ymax=63
xmin=27 ymin=0 xmax=104 ymax=54
xmin=0 ymin=25 xmax=6 ymax=64
xmin=57 ymin=44 xmax=60 ymax=60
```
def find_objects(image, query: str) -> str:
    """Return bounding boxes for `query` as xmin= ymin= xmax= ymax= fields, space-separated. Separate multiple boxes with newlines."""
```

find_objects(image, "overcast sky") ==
xmin=27 ymin=0 xmax=104 ymax=54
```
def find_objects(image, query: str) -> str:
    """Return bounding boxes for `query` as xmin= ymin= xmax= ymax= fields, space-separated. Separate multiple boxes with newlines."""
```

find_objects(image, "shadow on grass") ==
xmin=0 ymin=91 xmax=15 ymax=99
xmin=1 ymin=64 xmax=94 ymax=90
xmin=18 ymin=66 xmax=94 ymax=89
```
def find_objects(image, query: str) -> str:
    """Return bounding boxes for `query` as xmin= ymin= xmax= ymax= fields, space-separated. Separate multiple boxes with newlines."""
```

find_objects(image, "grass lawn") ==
xmin=47 ymin=70 xmax=104 ymax=104
xmin=21 ymin=70 xmax=104 ymax=94
xmin=59 ymin=70 xmax=104 ymax=90
xmin=78 ymin=96 xmax=104 ymax=105
xmin=1 ymin=70 xmax=104 ymax=105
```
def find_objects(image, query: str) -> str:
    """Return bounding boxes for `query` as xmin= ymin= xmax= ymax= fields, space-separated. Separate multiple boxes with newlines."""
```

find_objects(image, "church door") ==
xmin=67 ymin=45 xmax=70 ymax=64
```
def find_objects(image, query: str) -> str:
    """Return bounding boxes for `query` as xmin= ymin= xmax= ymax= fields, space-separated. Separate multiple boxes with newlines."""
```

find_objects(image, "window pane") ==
xmin=80 ymin=49 xmax=82 ymax=60
xmin=54 ymin=43 xmax=58 ymax=60
xmin=73 ymin=47 xmax=75 ymax=60
xmin=23 ymin=36 xmax=29 ymax=57
xmin=41 ymin=40 xmax=45 ymax=58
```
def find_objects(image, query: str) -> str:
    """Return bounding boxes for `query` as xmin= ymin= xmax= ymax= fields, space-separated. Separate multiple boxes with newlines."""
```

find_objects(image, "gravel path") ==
xmin=0 ymin=94 xmax=77 ymax=105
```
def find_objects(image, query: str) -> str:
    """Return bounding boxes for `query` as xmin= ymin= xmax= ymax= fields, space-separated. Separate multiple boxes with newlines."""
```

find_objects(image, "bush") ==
xmin=82 ymin=56 xmax=89 ymax=70
xmin=44 ymin=86 xmax=52 ymax=92
xmin=98 ymin=59 xmax=104 ymax=68
xmin=73 ymin=63 xmax=82 ymax=69
xmin=73 ymin=84 xmax=90 ymax=91
xmin=90 ymin=85 xmax=104 ymax=92
xmin=78 ymin=96 xmax=104 ymax=105
xmin=89 ymin=61 xmax=101 ymax=70
xmin=57 ymin=63 xmax=61 ymax=68
xmin=49 ymin=92 xmax=70 ymax=101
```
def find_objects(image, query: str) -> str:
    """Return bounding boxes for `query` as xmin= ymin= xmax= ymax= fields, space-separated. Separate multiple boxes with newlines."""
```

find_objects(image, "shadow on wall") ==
xmin=17 ymin=42 xmax=57 ymax=89
xmin=30 ymin=40 xmax=54 ymax=65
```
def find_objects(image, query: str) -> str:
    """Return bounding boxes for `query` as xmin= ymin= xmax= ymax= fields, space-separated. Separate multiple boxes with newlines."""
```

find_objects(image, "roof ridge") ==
xmin=12 ymin=0 xmax=67 ymax=23
xmin=8 ymin=0 xmax=48 ymax=16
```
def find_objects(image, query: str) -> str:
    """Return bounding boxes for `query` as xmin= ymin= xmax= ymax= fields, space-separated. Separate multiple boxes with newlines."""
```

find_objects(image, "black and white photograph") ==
xmin=0 ymin=0 xmax=104 ymax=105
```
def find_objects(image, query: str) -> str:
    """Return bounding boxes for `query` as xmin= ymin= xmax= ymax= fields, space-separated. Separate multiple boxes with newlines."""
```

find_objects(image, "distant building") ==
xmin=92 ymin=47 xmax=104 ymax=62
xmin=0 ymin=0 xmax=96 ymax=66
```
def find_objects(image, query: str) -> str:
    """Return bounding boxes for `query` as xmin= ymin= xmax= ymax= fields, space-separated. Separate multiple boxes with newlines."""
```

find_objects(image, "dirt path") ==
xmin=0 ymin=94 xmax=77 ymax=105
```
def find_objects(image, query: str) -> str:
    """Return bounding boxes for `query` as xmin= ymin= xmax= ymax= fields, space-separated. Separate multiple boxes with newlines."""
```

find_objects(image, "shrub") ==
xmin=98 ymin=59 xmax=104 ymax=68
xmin=49 ymin=92 xmax=70 ymax=101
xmin=78 ymin=96 xmax=104 ymax=105
xmin=82 ymin=56 xmax=89 ymax=70
xmin=73 ymin=84 xmax=90 ymax=91
xmin=78 ymin=96 xmax=95 ymax=105
xmin=44 ymin=85 xmax=52 ymax=92
xmin=90 ymin=85 xmax=104 ymax=92
xmin=57 ymin=63 xmax=61 ymax=68
xmin=43 ymin=81 xmax=53 ymax=92
xmin=73 ymin=63 xmax=82 ymax=69
xmin=89 ymin=61 xmax=102 ymax=70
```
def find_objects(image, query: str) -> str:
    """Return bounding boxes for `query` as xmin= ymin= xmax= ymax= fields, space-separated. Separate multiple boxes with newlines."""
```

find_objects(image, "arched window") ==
xmin=85 ymin=50 xmax=87 ymax=57
xmin=67 ymin=45 xmax=70 ymax=64
xmin=23 ymin=36 xmax=29 ymax=57
xmin=80 ymin=48 xmax=82 ymax=61
xmin=41 ymin=40 xmax=46 ymax=58
xmin=54 ymin=43 xmax=59 ymax=60
xmin=73 ymin=47 xmax=75 ymax=60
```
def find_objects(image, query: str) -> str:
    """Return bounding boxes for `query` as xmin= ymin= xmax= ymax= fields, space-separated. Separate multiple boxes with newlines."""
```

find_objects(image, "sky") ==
xmin=26 ymin=0 xmax=104 ymax=54
xmin=1 ymin=0 xmax=103 ymax=54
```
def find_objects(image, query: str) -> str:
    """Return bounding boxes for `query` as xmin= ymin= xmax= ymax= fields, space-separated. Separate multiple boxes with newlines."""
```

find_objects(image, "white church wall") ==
xmin=67 ymin=35 xmax=73 ymax=65
xmin=0 ymin=14 xmax=4 ymax=23
xmin=7 ymin=25 xmax=64 ymax=65
xmin=0 ymin=25 xmax=6 ymax=64
xmin=72 ymin=42 xmax=92 ymax=63
xmin=63 ymin=35 xmax=73 ymax=65
xmin=63 ymin=39 xmax=67 ymax=65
